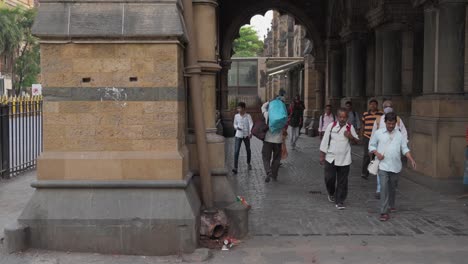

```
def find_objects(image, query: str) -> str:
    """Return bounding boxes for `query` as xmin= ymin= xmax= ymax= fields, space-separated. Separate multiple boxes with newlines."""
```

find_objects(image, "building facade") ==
xmin=14 ymin=0 xmax=468 ymax=256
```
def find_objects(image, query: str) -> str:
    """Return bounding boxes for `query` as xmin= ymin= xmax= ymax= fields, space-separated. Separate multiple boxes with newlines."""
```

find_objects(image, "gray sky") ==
xmin=248 ymin=11 xmax=273 ymax=40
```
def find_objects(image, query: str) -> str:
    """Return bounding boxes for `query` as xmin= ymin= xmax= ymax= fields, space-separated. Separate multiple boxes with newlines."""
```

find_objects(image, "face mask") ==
xmin=384 ymin=107 xmax=394 ymax=114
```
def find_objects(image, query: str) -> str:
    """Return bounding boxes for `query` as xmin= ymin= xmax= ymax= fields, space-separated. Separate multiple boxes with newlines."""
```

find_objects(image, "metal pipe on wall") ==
xmin=182 ymin=0 xmax=214 ymax=210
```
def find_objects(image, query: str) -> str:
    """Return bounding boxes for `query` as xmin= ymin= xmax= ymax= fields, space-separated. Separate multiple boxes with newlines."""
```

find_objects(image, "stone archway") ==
xmin=217 ymin=0 xmax=328 ymax=135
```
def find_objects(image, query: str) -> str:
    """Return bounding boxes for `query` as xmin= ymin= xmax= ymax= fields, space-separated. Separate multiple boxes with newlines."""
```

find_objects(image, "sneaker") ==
xmin=327 ymin=195 xmax=335 ymax=203
xmin=336 ymin=204 xmax=346 ymax=210
xmin=375 ymin=193 xmax=381 ymax=200
xmin=248 ymin=164 xmax=252 ymax=170
xmin=232 ymin=168 xmax=238 ymax=174
xmin=379 ymin=214 xmax=390 ymax=222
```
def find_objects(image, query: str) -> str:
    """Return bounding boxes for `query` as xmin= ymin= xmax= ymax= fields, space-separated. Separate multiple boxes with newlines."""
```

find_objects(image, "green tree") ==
xmin=233 ymin=26 xmax=264 ymax=57
xmin=0 ymin=6 xmax=40 ymax=94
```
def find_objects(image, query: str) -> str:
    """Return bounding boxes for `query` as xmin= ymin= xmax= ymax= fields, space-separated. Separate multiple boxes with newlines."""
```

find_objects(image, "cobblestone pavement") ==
xmin=225 ymin=132 xmax=468 ymax=237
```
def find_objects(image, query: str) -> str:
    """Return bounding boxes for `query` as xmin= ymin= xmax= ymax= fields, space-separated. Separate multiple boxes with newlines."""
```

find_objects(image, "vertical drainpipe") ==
xmin=182 ymin=0 xmax=214 ymax=210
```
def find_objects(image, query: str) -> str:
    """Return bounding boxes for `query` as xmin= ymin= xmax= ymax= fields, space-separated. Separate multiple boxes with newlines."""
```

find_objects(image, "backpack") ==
xmin=376 ymin=116 xmax=401 ymax=129
xmin=268 ymin=98 xmax=288 ymax=134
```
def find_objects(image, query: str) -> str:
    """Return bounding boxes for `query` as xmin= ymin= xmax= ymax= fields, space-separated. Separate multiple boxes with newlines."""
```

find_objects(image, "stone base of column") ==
xmin=17 ymin=178 xmax=201 ymax=256
xmin=304 ymin=109 xmax=320 ymax=137
xmin=410 ymin=95 xmax=468 ymax=179
xmin=187 ymin=131 xmax=236 ymax=206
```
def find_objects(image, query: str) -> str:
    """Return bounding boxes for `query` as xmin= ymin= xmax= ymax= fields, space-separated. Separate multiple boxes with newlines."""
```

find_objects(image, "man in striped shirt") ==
xmin=361 ymin=99 xmax=383 ymax=179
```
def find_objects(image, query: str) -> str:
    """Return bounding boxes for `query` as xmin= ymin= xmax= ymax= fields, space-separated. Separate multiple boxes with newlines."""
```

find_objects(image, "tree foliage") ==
xmin=233 ymin=26 xmax=264 ymax=57
xmin=0 ymin=6 xmax=40 ymax=94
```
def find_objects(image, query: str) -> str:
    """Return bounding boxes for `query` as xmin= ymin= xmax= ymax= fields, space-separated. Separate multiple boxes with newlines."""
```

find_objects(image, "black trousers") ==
xmin=262 ymin=142 xmax=282 ymax=179
xmin=325 ymin=161 xmax=350 ymax=204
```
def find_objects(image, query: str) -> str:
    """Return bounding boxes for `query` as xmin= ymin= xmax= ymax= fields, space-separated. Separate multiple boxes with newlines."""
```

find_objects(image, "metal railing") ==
xmin=0 ymin=95 xmax=43 ymax=179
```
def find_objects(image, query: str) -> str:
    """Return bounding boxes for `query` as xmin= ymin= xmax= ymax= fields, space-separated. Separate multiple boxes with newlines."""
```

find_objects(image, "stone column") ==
xmin=410 ymin=1 xmax=468 ymax=180
xmin=19 ymin=0 xmax=200 ymax=256
xmin=423 ymin=7 xmax=437 ymax=94
xmin=345 ymin=36 xmax=366 ymax=98
xmin=191 ymin=0 xmax=235 ymax=205
xmin=382 ymin=30 xmax=402 ymax=96
xmin=374 ymin=30 xmax=384 ymax=97
xmin=437 ymin=1 xmax=466 ymax=93
xmin=341 ymin=31 xmax=366 ymax=111
xmin=328 ymin=46 xmax=343 ymax=110
xmin=303 ymin=55 xmax=325 ymax=136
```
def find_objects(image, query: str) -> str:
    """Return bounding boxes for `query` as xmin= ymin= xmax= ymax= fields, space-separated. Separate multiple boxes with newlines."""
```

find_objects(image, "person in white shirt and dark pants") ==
xmin=232 ymin=102 xmax=254 ymax=174
xmin=320 ymin=108 xmax=359 ymax=210
xmin=369 ymin=112 xmax=417 ymax=222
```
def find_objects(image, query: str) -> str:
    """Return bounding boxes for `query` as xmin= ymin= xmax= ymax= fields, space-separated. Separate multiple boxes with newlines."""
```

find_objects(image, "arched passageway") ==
xmin=218 ymin=0 xmax=328 ymax=137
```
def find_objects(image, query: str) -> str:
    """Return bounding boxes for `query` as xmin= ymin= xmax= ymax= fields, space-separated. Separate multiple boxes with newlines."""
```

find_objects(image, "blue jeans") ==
xmin=378 ymin=170 xmax=399 ymax=214
xmin=234 ymin=137 xmax=251 ymax=169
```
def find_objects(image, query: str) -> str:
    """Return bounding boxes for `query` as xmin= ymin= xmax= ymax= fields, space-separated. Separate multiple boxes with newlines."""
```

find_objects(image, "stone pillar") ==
xmin=346 ymin=37 xmax=366 ymax=98
xmin=382 ymin=30 xmax=402 ymax=96
xmin=328 ymin=46 xmax=343 ymax=110
xmin=341 ymin=32 xmax=366 ymax=111
xmin=191 ymin=0 xmax=235 ymax=206
xmin=366 ymin=35 xmax=375 ymax=98
xmin=20 ymin=0 xmax=200 ymax=255
xmin=423 ymin=7 xmax=437 ymax=94
xmin=374 ymin=30 xmax=384 ymax=96
xmin=437 ymin=1 xmax=466 ymax=93
xmin=303 ymin=55 xmax=325 ymax=136
xmin=410 ymin=0 xmax=468 ymax=180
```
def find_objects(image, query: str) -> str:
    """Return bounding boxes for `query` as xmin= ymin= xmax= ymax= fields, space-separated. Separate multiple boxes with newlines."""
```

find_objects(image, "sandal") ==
xmin=379 ymin=214 xmax=390 ymax=222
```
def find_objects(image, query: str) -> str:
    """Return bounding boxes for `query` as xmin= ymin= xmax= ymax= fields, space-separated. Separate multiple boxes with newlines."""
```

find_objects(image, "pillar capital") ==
xmin=367 ymin=0 xmax=423 ymax=30
xmin=340 ymin=29 xmax=368 ymax=44
xmin=192 ymin=0 xmax=218 ymax=7
xmin=220 ymin=60 xmax=232 ymax=70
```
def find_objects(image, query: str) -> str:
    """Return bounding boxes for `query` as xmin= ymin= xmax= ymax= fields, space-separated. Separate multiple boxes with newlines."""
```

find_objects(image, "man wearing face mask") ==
xmin=370 ymin=99 xmax=408 ymax=199
xmin=371 ymin=100 xmax=408 ymax=143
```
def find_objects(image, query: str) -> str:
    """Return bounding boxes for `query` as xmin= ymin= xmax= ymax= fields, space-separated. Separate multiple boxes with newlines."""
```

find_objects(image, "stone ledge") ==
xmin=43 ymin=87 xmax=186 ymax=102
xmin=33 ymin=1 xmax=187 ymax=41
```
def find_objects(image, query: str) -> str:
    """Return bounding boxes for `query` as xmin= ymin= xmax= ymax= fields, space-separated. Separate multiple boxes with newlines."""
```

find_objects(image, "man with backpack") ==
xmin=260 ymin=89 xmax=288 ymax=183
xmin=319 ymin=108 xmax=359 ymax=210
xmin=318 ymin=105 xmax=336 ymax=140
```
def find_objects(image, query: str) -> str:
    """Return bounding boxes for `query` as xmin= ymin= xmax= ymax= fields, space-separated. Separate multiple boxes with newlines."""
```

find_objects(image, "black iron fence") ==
xmin=0 ymin=95 xmax=43 ymax=179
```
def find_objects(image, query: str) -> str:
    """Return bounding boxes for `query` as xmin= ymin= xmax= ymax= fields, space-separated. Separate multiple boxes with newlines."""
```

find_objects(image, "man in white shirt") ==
xmin=232 ymin=102 xmax=254 ymax=174
xmin=369 ymin=112 xmax=416 ymax=222
xmin=320 ymin=108 xmax=359 ymax=210
xmin=371 ymin=100 xmax=409 ymax=199
xmin=261 ymin=91 xmax=287 ymax=183
xmin=318 ymin=105 xmax=336 ymax=140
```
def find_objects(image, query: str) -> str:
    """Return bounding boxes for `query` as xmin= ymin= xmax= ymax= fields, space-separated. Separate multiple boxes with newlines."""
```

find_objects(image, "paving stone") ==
xmin=225 ymin=133 xmax=468 ymax=237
